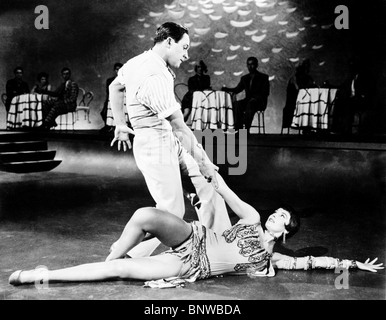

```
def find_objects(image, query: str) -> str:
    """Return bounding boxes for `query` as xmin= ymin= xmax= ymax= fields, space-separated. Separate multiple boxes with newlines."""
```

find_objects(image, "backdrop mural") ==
xmin=0 ymin=0 xmax=385 ymax=133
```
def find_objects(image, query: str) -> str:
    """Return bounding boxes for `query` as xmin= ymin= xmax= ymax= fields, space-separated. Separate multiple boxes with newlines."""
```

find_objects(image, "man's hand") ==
xmin=110 ymin=124 xmax=135 ymax=152
xmin=199 ymin=161 xmax=219 ymax=188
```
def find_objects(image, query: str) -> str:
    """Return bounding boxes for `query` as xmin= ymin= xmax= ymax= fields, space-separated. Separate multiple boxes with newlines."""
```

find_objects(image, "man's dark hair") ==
xmin=247 ymin=57 xmax=258 ymax=67
xmin=37 ymin=72 xmax=49 ymax=81
xmin=61 ymin=67 xmax=71 ymax=74
xmin=14 ymin=66 xmax=23 ymax=74
xmin=154 ymin=22 xmax=189 ymax=45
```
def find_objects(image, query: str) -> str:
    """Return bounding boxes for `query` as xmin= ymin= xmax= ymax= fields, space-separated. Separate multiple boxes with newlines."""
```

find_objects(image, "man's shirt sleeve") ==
xmin=136 ymin=74 xmax=181 ymax=119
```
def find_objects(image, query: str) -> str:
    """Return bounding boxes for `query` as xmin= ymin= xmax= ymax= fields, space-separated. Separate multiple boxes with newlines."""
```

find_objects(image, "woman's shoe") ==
xmin=9 ymin=270 xmax=23 ymax=286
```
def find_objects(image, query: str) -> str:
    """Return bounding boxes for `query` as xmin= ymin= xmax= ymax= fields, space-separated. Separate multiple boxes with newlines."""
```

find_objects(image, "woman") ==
xmin=181 ymin=60 xmax=211 ymax=122
xmin=9 ymin=172 xmax=383 ymax=286
xmin=30 ymin=72 xmax=52 ymax=94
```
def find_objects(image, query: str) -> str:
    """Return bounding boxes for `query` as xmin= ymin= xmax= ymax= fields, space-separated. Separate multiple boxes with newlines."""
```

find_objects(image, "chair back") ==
xmin=84 ymin=91 xmax=94 ymax=106
xmin=77 ymin=88 xmax=87 ymax=106
xmin=174 ymin=82 xmax=188 ymax=103
xmin=1 ymin=93 xmax=7 ymax=107
xmin=77 ymin=88 xmax=94 ymax=106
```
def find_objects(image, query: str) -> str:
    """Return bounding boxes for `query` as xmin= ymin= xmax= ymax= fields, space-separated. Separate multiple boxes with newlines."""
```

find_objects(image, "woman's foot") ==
xmin=9 ymin=270 xmax=23 ymax=286
xmin=9 ymin=267 xmax=49 ymax=286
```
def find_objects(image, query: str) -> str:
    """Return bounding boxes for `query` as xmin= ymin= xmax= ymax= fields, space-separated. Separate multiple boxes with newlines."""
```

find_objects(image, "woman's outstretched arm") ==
xmin=272 ymin=252 xmax=384 ymax=272
xmin=211 ymin=172 xmax=260 ymax=225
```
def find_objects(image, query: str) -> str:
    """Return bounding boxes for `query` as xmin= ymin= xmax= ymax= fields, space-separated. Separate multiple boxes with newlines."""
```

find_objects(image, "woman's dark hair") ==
xmin=37 ymin=72 xmax=49 ymax=81
xmin=154 ymin=22 xmax=189 ymax=45
xmin=113 ymin=62 xmax=123 ymax=70
xmin=280 ymin=204 xmax=300 ymax=239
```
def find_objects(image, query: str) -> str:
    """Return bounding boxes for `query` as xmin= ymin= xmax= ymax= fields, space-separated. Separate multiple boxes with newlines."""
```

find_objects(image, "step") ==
xmin=0 ymin=141 xmax=48 ymax=153
xmin=0 ymin=150 xmax=56 ymax=163
xmin=0 ymin=132 xmax=37 ymax=142
xmin=0 ymin=159 xmax=62 ymax=173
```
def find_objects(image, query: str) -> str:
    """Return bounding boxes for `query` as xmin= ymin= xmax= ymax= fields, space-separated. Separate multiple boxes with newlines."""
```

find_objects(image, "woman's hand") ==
xmin=110 ymin=125 xmax=135 ymax=152
xmin=356 ymin=258 xmax=384 ymax=272
xmin=198 ymin=161 xmax=219 ymax=187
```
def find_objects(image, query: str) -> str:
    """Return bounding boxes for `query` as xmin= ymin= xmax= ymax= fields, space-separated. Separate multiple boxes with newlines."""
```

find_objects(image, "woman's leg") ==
xmin=106 ymin=207 xmax=192 ymax=261
xmin=15 ymin=254 xmax=184 ymax=284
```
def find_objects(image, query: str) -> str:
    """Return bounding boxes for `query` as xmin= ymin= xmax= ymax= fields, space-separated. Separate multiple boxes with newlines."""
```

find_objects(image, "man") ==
xmin=109 ymin=22 xmax=231 ymax=258
xmin=100 ymin=62 xmax=123 ymax=133
xmin=223 ymin=57 xmax=270 ymax=133
xmin=41 ymin=67 xmax=79 ymax=129
xmin=5 ymin=66 xmax=30 ymax=113
xmin=333 ymin=58 xmax=368 ymax=134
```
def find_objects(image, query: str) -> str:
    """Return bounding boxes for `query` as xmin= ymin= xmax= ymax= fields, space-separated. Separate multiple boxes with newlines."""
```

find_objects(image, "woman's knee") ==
xmin=131 ymin=207 xmax=159 ymax=226
xmin=108 ymin=259 xmax=131 ymax=279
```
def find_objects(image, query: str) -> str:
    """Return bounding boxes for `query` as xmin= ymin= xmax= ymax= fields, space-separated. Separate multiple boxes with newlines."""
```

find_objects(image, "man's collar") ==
xmin=149 ymin=49 xmax=176 ymax=79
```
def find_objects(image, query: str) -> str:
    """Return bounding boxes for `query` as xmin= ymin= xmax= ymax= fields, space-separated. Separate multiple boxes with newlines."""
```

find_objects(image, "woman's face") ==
xmin=265 ymin=208 xmax=291 ymax=234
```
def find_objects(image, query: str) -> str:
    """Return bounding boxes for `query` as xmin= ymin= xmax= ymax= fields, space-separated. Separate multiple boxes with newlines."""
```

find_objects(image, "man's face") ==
xmin=15 ymin=69 xmax=23 ymax=80
xmin=62 ymin=70 xmax=71 ymax=81
xmin=247 ymin=59 xmax=257 ymax=73
xmin=40 ymin=77 xmax=48 ymax=85
xmin=167 ymin=33 xmax=190 ymax=68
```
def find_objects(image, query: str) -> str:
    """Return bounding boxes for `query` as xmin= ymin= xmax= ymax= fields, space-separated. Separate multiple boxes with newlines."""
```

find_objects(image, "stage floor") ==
xmin=0 ymin=130 xmax=385 ymax=301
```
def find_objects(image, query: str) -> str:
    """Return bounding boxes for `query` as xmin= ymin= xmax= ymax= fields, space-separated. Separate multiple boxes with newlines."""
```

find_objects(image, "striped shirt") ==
xmin=116 ymin=50 xmax=181 ymax=133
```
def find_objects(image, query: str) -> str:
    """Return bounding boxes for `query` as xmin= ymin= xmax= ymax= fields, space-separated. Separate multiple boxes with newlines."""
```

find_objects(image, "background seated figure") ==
xmin=40 ymin=67 xmax=79 ymax=129
xmin=181 ymin=60 xmax=211 ymax=122
xmin=332 ymin=58 xmax=368 ymax=135
xmin=30 ymin=72 xmax=52 ymax=94
xmin=100 ymin=62 xmax=123 ymax=133
xmin=222 ymin=57 xmax=270 ymax=133
xmin=9 ymin=172 xmax=383 ymax=287
xmin=282 ymin=59 xmax=317 ymax=130
xmin=5 ymin=66 xmax=30 ymax=113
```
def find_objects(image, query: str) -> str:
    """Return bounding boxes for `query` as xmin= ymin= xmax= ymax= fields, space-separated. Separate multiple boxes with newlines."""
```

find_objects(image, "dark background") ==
xmin=0 ymin=0 xmax=385 ymax=133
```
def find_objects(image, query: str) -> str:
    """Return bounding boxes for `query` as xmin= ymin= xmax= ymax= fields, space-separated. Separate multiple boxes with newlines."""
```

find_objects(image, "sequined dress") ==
xmin=163 ymin=220 xmax=275 ymax=282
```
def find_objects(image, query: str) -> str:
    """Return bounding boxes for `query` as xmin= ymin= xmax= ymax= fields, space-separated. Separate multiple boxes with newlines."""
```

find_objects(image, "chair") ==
xmin=251 ymin=110 xmax=266 ymax=134
xmin=231 ymin=93 xmax=266 ymax=134
xmin=76 ymin=88 xmax=93 ymax=123
xmin=1 ymin=93 xmax=7 ymax=107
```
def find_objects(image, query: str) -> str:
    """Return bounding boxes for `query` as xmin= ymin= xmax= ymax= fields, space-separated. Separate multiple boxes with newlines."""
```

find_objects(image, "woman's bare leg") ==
xmin=106 ymin=207 xmax=192 ymax=261
xmin=10 ymin=207 xmax=192 ymax=285
xmin=17 ymin=254 xmax=184 ymax=284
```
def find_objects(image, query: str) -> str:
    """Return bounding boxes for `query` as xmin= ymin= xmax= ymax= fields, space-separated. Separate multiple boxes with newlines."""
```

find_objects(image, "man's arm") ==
xmin=166 ymin=109 xmax=218 ymax=185
xmin=223 ymin=78 xmax=244 ymax=95
xmin=109 ymin=77 xmax=126 ymax=126
xmin=64 ymin=81 xmax=78 ymax=104
xmin=109 ymin=77 xmax=134 ymax=151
